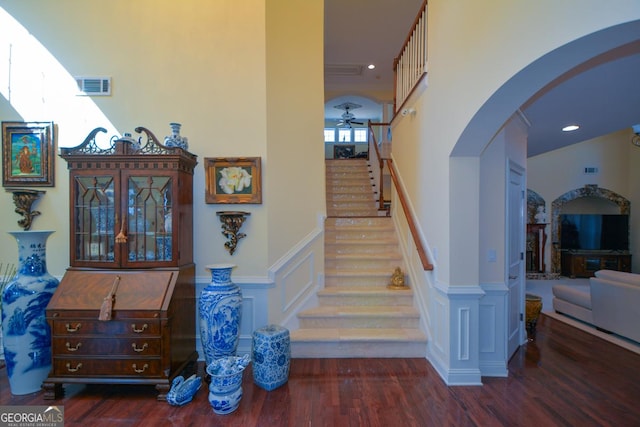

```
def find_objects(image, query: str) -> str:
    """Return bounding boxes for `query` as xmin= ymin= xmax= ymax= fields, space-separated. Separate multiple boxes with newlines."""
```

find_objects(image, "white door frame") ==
xmin=507 ymin=159 xmax=526 ymax=358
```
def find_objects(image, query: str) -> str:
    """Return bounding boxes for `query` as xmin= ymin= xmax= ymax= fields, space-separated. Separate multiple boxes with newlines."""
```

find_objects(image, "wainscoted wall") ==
xmin=193 ymin=220 xmax=325 ymax=360
xmin=427 ymin=284 xmax=484 ymax=386
xmin=478 ymin=283 xmax=509 ymax=377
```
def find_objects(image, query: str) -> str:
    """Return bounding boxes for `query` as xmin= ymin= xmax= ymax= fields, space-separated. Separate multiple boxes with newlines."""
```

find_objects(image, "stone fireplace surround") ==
xmin=528 ymin=185 xmax=630 ymax=277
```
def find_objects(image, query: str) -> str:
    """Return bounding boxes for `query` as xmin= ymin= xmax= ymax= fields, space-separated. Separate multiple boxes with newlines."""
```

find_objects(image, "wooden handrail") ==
xmin=386 ymin=158 xmax=433 ymax=271
xmin=368 ymin=122 xmax=389 ymax=210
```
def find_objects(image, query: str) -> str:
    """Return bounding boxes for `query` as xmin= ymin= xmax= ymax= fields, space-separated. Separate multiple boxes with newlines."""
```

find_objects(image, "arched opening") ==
xmin=551 ymin=185 xmax=630 ymax=274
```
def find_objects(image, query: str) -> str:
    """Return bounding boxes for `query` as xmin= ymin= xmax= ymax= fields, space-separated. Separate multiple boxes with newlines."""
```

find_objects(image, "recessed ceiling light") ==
xmin=562 ymin=125 xmax=580 ymax=132
xmin=367 ymin=64 xmax=375 ymax=70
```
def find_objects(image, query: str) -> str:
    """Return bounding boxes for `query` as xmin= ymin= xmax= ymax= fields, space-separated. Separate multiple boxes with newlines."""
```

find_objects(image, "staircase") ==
xmin=290 ymin=159 xmax=427 ymax=357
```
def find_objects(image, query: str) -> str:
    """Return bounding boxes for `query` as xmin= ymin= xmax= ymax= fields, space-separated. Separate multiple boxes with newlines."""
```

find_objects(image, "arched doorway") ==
xmin=550 ymin=185 xmax=630 ymax=274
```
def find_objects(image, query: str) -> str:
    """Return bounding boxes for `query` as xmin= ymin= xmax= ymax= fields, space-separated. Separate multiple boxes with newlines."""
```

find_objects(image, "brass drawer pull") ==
xmin=66 ymin=342 xmax=82 ymax=352
xmin=132 ymin=342 xmax=148 ymax=353
xmin=131 ymin=323 xmax=148 ymax=333
xmin=66 ymin=362 xmax=83 ymax=373
xmin=66 ymin=323 xmax=82 ymax=332
xmin=132 ymin=363 xmax=149 ymax=373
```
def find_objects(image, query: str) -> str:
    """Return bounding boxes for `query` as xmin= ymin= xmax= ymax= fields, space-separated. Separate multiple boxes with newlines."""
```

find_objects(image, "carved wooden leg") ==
xmin=156 ymin=382 xmax=171 ymax=401
xmin=42 ymin=382 xmax=63 ymax=400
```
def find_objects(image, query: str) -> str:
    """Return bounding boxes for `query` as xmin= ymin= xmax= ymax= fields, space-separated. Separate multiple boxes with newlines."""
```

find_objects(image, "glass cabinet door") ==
xmin=73 ymin=175 xmax=116 ymax=263
xmin=126 ymin=175 xmax=173 ymax=264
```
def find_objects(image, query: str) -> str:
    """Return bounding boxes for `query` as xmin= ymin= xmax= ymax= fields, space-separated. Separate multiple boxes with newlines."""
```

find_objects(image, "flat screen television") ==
xmin=560 ymin=214 xmax=629 ymax=251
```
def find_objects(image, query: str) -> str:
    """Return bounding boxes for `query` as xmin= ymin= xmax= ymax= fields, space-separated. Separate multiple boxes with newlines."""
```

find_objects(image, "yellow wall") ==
xmin=0 ymin=1 xmax=324 ymax=281
xmin=528 ymin=128 xmax=640 ymax=271
xmin=393 ymin=0 xmax=640 ymax=285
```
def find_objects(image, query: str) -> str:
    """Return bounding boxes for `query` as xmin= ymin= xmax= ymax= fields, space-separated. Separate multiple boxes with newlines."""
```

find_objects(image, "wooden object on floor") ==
xmin=561 ymin=251 xmax=631 ymax=277
xmin=43 ymin=267 xmax=197 ymax=401
xmin=48 ymin=127 xmax=199 ymax=400
xmin=3 ymin=315 xmax=640 ymax=425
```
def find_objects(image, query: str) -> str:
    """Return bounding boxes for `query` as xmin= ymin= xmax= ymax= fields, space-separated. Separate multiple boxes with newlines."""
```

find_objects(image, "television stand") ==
xmin=561 ymin=252 xmax=631 ymax=278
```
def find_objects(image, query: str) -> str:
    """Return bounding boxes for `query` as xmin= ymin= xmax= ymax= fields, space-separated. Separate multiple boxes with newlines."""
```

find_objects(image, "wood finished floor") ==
xmin=1 ymin=314 xmax=640 ymax=426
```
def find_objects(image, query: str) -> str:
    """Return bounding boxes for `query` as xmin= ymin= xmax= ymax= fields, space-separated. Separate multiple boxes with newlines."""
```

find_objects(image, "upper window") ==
xmin=354 ymin=128 xmax=368 ymax=142
xmin=324 ymin=128 xmax=336 ymax=142
xmin=324 ymin=127 xmax=369 ymax=143
xmin=338 ymin=129 xmax=352 ymax=142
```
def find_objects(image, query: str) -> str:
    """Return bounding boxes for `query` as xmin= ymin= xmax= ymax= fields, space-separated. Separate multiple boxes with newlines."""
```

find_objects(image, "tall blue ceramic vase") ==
xmin=1 ymin=231 xmax=59 ymax=395
xmin=199 ymin=264 xmax=242 ymax=369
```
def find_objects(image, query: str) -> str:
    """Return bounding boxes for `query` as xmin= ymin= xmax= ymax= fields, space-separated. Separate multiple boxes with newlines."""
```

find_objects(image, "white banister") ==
xmin=394 ymin=2 xmax=428 ymax=112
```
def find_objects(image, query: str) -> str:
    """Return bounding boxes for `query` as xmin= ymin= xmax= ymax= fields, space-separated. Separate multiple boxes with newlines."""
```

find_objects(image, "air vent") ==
xmin=584 ymin=166 xmax=599 ymax=175
xmin=75 ymin=76 xmax=111 ymax=96
xmin=325 ymin=64 xmax=363 ymax=76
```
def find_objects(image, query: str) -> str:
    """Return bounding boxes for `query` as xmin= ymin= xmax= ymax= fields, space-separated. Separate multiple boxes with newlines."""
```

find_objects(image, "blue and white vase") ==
xmin=163 ymin=122 xmax=189 ymax=150
xmin=206 ymin=354 xmax=250 ymax=415
xmin=1 ymin=230 xmax=59 ymax=395
xmin=199 ymin=264 xmax=242 ymax=369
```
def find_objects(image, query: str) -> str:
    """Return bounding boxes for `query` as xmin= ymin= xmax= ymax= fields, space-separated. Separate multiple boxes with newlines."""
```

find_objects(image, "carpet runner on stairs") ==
xmin=290 ymin=159 xmax=427 ymax=357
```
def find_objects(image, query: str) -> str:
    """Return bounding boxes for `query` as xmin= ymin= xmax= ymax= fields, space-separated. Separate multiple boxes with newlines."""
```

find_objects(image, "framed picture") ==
xmin=2 ymin=121 xmax=55 ymax=187
xmin=334 ymin=144 xmax=355 ymax=159
xmin=205 ymin=156 xmax=262 ymax=204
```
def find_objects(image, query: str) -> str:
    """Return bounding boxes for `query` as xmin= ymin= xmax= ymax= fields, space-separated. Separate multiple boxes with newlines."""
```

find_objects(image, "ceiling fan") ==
xmin=334 ymin=102 xmax=364 ymax=128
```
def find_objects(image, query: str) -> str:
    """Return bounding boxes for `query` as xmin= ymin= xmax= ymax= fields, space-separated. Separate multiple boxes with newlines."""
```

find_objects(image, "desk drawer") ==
xmin=52 ymin=358 xmax=163 ymax=377
xmin=52 ymin=337 xmax=161 ymax=356
xmin=51 ymin=319 xmax=160 ymax=336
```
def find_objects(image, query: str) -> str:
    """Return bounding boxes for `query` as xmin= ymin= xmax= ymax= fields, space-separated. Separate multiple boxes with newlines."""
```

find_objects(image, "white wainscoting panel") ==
xmin=479 ymin=282 xmax=509 ymax=377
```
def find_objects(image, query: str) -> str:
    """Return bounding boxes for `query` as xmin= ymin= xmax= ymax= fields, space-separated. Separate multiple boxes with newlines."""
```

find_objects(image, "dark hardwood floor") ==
xmin=1 ymin=314 xmax=640 ymax=426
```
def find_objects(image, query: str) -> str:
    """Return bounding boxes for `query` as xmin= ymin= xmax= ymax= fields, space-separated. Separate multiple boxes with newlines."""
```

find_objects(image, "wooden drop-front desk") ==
xmin=43 ymin=268 xmax=197 ymax=400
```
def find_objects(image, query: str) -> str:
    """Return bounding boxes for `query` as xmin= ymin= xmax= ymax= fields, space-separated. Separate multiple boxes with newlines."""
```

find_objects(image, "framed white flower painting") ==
xmin=204 ymin=157 xmax=262 ymax=204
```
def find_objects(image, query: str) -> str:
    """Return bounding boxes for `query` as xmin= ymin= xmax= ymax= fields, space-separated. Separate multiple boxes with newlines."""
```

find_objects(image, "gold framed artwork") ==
xmin=2 ymin=121 xmax=55 ymax=187
xmin=204 ymin=156 xmax=262 ymax=204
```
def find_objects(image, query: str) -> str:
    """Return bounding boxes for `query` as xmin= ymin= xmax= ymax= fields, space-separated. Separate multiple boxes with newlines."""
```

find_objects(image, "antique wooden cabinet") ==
xmin=44 ymin=127 xmax=198 ymax=400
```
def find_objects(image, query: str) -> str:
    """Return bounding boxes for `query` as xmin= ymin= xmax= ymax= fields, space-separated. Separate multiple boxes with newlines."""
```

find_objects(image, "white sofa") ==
xmin=552 ymin=270 xmax=640 ymax=343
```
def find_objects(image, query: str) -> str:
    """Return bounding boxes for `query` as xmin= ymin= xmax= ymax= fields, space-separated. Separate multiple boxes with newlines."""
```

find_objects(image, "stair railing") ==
xmin=368 ymin=122 xmax=433 ymax=271
xmin=387 ymin=158 xmax=433 ymax=271
xmin=393 ymin=0 xmax=428 ymax=114
xmin=368 ymin=122 xmax=390 ymax=212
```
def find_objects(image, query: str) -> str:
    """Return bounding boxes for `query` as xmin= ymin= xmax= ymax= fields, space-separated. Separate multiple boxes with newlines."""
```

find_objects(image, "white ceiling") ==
xmin=324 ymin=0 xmax=423 ymax=122
xmin=324 ymin=1 xmax=640 ymax=156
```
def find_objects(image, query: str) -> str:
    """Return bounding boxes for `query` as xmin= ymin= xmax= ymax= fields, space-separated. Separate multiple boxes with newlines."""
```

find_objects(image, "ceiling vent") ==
xmin=325 ymin=64 xmax=363 ymax=76
xmin=75 ymin=76 xmax=111 ymax=96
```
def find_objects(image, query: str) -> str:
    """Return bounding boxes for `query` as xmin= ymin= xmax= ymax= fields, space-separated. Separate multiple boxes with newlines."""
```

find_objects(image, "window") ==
xmin=354 ymin=128 xmax=368 ymax=142
xmin=324 ymin=128 xmax=335 ymax=142
xmin=338 ymin=129 xmax=351 ymax=142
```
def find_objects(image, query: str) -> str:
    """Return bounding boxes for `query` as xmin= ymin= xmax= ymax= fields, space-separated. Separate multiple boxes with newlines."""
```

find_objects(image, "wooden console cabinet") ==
xmin=561 ymin=252 xmax=631 ymax=278
xmin=44 ymin=127 xmax=198 ymax=400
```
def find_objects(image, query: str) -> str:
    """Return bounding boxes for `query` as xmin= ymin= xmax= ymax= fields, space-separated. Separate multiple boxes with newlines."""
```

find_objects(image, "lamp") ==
xmin=632 ymin=124 xmax=640 ymax=147
xmin=401 ymin=107 xmax=416 ymax=117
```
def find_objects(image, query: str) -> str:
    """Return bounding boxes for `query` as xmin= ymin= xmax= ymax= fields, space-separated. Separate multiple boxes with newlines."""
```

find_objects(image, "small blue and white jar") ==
xmin=252 ymin=324 xmax=290 ymax=391
xmin=206 ymin=354 xmax=250 ymax=415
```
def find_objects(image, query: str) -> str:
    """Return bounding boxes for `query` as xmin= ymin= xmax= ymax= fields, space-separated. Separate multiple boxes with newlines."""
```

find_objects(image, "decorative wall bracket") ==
xmin=8 ymin=188 xmax=45 ymax=230
xmin=216 ymin=211 xmax=251 ymax=255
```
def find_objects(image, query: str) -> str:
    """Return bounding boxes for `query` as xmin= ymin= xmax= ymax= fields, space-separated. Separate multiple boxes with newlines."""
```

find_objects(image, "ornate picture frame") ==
xmin=2 ymin=121 xmax=55 ymax=187
xmin=204 ymin=156 xmax=262 ymax=204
